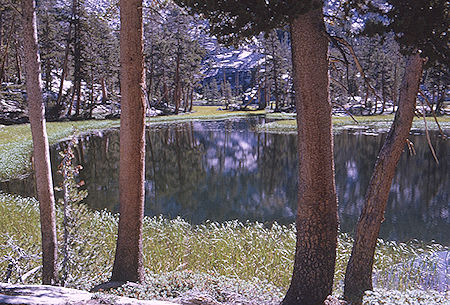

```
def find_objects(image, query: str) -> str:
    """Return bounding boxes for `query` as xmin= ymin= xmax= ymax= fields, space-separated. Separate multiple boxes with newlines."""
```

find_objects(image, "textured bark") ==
xmin=21 ymin=0 xmax=58 ymax=285
xmin=111 ymin=0 xmax=146 ymax=283
xmin=343 ymin=53 xmax=424 ymax=305
xmin=282 ymin=5 xmax=338 ymax=305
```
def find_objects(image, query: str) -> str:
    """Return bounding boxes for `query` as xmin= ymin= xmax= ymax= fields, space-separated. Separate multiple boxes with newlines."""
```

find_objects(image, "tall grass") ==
xmin=0 ymin=193 xmax=448 ymax=303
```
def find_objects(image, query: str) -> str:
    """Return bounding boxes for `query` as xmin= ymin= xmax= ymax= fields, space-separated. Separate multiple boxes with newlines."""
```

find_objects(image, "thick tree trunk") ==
xmin=111 ymin=0 xmax=145 ymax=283
xmin=282 ymin=5 xmax=338 ymax=305
xmin=343 ymin=53 xmax=424 ymax=305
xmin=21 ymin=0 xmax=58 ymax=285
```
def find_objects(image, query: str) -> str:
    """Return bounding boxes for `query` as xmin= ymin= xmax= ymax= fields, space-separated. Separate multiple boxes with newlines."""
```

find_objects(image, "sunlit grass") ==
xmin=258 ymin=114 xmax=450 ymax=133
xmin=0 ymin=120 xmax=120 ymax=180
xmin=149 ymin=105 xmax=264 ymax=124
xmin=0 ymin=193 xmax=447 ymax=303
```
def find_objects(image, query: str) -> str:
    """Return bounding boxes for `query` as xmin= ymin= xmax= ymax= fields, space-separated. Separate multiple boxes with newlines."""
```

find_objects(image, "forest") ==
xmin=0 ymin=0 xmax=448 ymax=305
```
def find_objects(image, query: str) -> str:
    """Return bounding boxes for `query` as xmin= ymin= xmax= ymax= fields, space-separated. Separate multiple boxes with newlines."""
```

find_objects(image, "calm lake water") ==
xmin=3 ymin=117 xmax=449 ymax=244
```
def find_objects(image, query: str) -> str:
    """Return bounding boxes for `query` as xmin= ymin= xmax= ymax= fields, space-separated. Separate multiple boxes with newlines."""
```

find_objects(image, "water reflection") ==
xmin=2 ymin=118 xmax=448 ymax=244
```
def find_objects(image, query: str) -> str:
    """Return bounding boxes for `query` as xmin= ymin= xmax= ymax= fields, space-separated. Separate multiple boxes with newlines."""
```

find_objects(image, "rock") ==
xmin=0 ymin=283 xmax=177 ymax=305
xmin=0 ymin=98 xmax=29 ymax=125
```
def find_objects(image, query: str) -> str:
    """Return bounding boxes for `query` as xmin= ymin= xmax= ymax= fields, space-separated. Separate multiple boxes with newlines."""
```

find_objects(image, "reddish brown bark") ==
xmin=282 ymin=5 xmax=338 ymax=305
xmin=111 ymin=0 xmax=146 ymax=283
xmin=343 ymin=53 xmax=424 ymax=305
xmin=21 ymin=0 xmax=58 ymax=285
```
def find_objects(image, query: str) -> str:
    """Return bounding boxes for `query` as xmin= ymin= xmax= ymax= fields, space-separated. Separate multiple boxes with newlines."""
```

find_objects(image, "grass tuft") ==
xmin=0 ymin=193 xmax=448 ymax=303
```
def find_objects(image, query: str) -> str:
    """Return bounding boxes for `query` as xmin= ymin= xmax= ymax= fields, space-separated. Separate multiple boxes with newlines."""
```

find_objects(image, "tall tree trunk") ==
xmin=189 ymin=87 xmax=193 ymax=112
xmin=74 ymin=79 xmax=82 ymax=116
xmin=21 ymin=0 xmax=58 ymax=285
xmin=162 ymin=71 xmax=168 ymax=103
xmin=183 ymin=87 xmax=189 ymax=112
xmin=72 ymin=3 xmax=82 ymax=117
xmin=147 ymin=44 xmax=154 ymax=103
xmin=174 ymin=44 xmax=181 ymax=114
xmin=282 ymin=5 xmax=338 ymax=305
xmin=391 ymin=63 xmax=398 ymax=114
xmin=55 ymin=11 xmax=74 ymax=108
xmin=100 ymin=77 xmax=108 ymax=103
xmin=343 ymin=53 xmax=424 ymax=305
xmin=14 ymin=38 xmax=22 ymax=84
xmin=271 ymin=37 xmax=280 ymax=112
xmin=380 ymin=69 xmax=386 ymax=114
xmin=0 ymin=19 xmax=14 ymax=83
xmin=88 ymin=66 xmax=94 ymax=117
xmin=111 ymin=0 xmax=145 ymax=283
xmin=0 ymin=11 xmax=3 ymax=49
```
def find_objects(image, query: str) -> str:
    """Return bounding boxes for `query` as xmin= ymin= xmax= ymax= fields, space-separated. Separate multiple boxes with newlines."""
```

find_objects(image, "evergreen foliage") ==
xmin=345 ymin=0 xmax=449 ymax=65
xmin=174 ymin=0 xmax=318 ymax=46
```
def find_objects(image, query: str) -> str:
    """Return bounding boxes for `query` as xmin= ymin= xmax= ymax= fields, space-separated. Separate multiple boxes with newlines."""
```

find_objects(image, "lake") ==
xmin=4 ymin=117 xmax=449 ymax=244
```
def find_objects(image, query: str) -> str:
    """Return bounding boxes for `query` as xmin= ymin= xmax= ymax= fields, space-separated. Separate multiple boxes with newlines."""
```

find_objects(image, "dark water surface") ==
xmin=4 ymin=117 xmax=449 ymax=244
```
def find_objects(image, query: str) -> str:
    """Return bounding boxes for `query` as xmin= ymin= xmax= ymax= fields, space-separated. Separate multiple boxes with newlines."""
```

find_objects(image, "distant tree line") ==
xmin=0 ymin=0 xmax=208 ymax=119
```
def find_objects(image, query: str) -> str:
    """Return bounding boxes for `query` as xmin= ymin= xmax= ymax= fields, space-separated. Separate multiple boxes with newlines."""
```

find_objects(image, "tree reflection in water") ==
xmin=4 ymin=118 xmax=447 ymax=244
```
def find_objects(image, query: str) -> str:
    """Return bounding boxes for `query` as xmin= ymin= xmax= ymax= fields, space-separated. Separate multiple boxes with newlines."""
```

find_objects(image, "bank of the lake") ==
xmin=0 ymin=193 xmax=448 ymax=304
xmin=259 ymin=113 xmax=450 ymax=134
xmin=0 ymin=106 xmax=447 ymax=181
xmin=0 ymin=106 xmax=266 ymax=181
xmin=0 ymin=108 xmax=449 ymax=303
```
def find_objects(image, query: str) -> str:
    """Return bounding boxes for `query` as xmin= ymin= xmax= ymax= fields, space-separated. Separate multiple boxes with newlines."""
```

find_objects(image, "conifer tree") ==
xmin=111 ymin=0 xmax=146 ymax=283
xmin=21 ymin=0 xmax=58 ymax=285
xmin=342 ymin=1 xmax=448 ymax=303
xmin=175 ymin=1 xmax=338 ymax=304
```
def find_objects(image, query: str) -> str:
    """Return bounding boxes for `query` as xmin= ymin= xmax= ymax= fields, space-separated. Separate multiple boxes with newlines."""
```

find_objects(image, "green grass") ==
xmin=0 ymin=120 xmax=119 ymax=180
xmin=148 ymin=105 xmax=264 ymax=124
xmin=0 ymin=193 xmax=448 ymax=304
xmin=258 ymin=114 xmax=450 ymax=133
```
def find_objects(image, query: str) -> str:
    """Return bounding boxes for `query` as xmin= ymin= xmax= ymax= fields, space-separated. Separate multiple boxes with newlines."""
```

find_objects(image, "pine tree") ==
xmin=174 ymin=1 xmax=338 ymax=304
xmin=21 ymin=0 xmax=58 ymax=285
xmin=342 ymin=1 xmax=448 ymax=303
